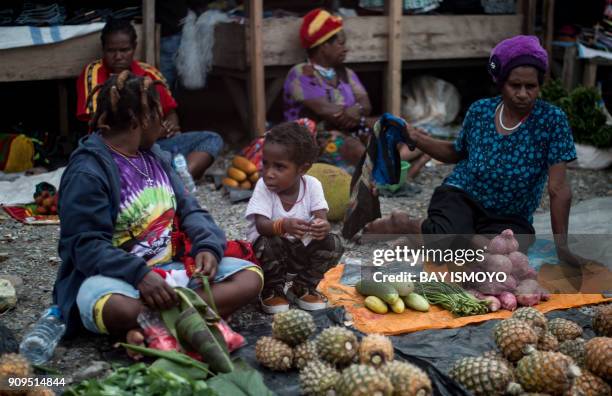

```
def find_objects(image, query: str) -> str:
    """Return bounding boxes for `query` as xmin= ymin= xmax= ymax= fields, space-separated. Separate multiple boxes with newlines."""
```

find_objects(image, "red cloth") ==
xmin=171 ymin=217 xmax=260 ymax=277
xmin=300 ymin=8 xmax=343 ymax=49
xmin=76 ymin=60 xmax=178 ymax=122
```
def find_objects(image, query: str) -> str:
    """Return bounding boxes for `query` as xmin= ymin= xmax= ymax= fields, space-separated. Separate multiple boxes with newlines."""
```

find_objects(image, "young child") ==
xmin=245 ymin=122 xmax=344 ymax=314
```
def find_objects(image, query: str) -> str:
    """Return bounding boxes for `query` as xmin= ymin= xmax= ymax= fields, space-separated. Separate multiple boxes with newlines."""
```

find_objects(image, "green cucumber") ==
xmin=403 ymin=293 xmax=430 ymax=312
xmin=389 ymin=297 xmax=405 ymax=314
xmin=355 ymin=280 xmax=399 ymax=304
xmin=364 ymin=296 xmax=389 ymax=314
xmin=388 ymin=281 xmax=415 ymax=296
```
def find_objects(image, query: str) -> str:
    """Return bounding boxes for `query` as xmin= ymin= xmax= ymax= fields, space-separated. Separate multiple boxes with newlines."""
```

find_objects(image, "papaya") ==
xmin=227 ymin=167 xmax=247 ymax=182
xmin=249 ymin=172 xmax=259 ymax=183
xmin=364 ymin=296 xmax=388 ymax=314
xmin=239 ymin=180 xmax=252 ymax=190
xmin=222 ymin=177 xmax=239 ymax=188
xmin=355 ymin=280 xmax=399 ymax=305
xmin=232 ymin=156 xmax=258 ymax=175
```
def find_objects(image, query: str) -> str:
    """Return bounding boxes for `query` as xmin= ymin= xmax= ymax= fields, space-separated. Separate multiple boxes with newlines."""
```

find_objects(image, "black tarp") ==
xmin=233 ymin=306 xmax=600 ymax=396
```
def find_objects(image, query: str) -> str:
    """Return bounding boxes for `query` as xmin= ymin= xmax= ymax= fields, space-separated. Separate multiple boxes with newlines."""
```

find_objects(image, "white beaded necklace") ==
xmin=497 ymin=103 xmax=527 ymax=132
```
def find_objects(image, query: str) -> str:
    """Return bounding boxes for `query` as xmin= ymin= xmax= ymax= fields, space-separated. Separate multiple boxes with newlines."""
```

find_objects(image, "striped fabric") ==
xmin=76 ymin=60 xmax=178 ymax=122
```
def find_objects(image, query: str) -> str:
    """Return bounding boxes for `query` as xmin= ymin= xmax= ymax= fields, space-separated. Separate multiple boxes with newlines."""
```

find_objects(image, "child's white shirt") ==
xmin=245 ymin=175 xmax=328 ymax=242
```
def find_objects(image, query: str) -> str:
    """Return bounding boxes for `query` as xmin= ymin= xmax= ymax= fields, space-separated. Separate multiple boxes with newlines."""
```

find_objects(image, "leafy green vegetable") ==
xmin=64 ymin=363 xmax=218 ymax=396
xmin=207 ymin=359 xmax=275 ymax=396
xmin=541 ymin=80 xmax=612 ymax=148
xmin=151 ymin=358 xmax=208 ymax=381
xmin=119 ymin=343 xmax=212 ymax=377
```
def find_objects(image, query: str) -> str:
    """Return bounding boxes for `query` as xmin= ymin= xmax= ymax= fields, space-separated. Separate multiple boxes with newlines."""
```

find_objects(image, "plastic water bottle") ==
xmin=19 ymin=305 xmax=66 ymax=365
xmin=172 ymin=151 xmax=197 ymax=193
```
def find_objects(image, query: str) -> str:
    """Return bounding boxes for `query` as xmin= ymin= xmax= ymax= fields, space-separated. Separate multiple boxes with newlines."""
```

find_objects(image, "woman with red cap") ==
xmin=365 ymin=36 xmax=579 ymax=264
xmin=283 ymin=8 xmax=428 ymax=175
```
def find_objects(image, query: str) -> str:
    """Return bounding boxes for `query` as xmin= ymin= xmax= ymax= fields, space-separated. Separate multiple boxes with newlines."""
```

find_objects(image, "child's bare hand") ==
xmin=283 ymin=218 xmax=310 ymax=238
xmin=310 ymin=218 xmax=330 ymax=240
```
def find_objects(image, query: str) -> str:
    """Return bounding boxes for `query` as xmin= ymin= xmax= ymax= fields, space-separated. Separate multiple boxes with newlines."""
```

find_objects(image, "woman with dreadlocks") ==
xmin=53 ymin=71 xmax=262 ymax=351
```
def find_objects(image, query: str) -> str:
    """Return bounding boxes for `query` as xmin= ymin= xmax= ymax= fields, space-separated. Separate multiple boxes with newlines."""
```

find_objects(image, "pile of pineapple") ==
xmin=0 ymin=353 xmax=54 ymax=396
xmin=255 ymin=309 xmax=433 ymax=396
xmin=449 ymin=305 xmax=612 ymax=396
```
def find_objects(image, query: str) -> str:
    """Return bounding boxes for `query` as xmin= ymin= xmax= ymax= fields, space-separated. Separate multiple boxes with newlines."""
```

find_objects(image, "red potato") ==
xmin=483 ymin=254 xmax=513 ymax=275
xmin=483 ymin=295 xmax=501 ymax=312
xmin=515 ymin=279 xmax=543 ymax=307
xmin=466 ymin=289 xmax=486 ymax=300
xmin=498 ymin=292 xmax=517 ymax=311
xmin=488 ymin=229 xmax=520 ymax=254
xmin=474 ymin=280 xmax=514 ymax=295
xmin=508 ymin=251 xmax=531 ymax=280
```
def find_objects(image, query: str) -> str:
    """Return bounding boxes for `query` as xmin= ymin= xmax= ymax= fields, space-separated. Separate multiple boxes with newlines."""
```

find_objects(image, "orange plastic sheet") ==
xmin=318 ymin=264 xmax=611 ymax=336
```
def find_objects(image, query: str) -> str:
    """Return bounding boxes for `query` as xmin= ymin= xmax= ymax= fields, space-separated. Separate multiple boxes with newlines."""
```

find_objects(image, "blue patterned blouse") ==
xmin=444 ymin=97 xmax=576 ymax=223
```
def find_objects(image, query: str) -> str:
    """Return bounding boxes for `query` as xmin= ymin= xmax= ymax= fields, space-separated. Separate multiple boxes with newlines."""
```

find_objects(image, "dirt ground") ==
xmin=0 ymin=160 xmax=610 ymax=386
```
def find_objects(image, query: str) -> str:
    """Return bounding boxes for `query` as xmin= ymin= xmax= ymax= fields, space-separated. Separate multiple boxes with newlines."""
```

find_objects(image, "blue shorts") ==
xmin=157 ymin=131 xmax=224 ymax=159
xmin=76 ymin=257 xmax=260 ymax=334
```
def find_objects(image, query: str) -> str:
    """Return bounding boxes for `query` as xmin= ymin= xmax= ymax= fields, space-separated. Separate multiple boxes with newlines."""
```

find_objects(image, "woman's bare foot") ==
xmin=125 ymin=328 xmax=145 ymax=360
xmin=364 ymin=210 xmax=423 ymax=235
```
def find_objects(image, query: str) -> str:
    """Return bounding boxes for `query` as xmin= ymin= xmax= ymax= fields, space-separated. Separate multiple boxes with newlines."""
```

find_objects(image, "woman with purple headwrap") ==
xmin=366 ymin=36 xmax=580 ymax=263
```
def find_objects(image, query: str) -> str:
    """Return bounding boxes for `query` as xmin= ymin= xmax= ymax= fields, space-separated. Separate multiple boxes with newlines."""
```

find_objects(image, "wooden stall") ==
xmin=214 ymin=0 xmax=524 ymax=135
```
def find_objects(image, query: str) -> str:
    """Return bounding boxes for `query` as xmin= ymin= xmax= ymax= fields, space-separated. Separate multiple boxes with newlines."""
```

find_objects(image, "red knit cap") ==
xmin=300 ymin=9 xmax=343 ymax=49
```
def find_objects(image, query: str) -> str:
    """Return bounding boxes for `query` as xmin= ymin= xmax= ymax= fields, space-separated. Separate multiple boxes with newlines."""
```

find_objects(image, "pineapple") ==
xmin=494 ymin=319 xmax=539 ymax=362
xmin=255 ymin=336 xmax=293 ymax=371
xmin=448 ymin=356 xmax=522 ymax=396
xmin=316 ymin=327 xmax=359 ymax=367
xmin=512 ymin=308 xmax=548 ymax=332
xmin=0 ymin=354 xmax=31 ymax=377
xmin=592 ymin=305 xmax=612 ymax=337
xmin=381 ymin=361 xmax=432 ymax=396
xmin=547 ymin=318 xmax=582 ymax=342
xmin=272 ymin=309 xmax=316 ymax=346
xmin=0 ymin=353 xmax=32 ymax=396
xmin=516 ymin=350 xmax=581 ymax=395
xmin=26 ymin=389 xmax=54 ymax=396
xmin=359 ymin=334 xmax=394 ymax=367
xmin=481 ymin=350 xmax=514 ymax=372
xmin=537 ymin=332 xmax=559 ymax=352
xmin=566 ymin=369 xmax=611 ymax=396
xmin=584 ymin=337 xmax=611 ymax=381
xmin=336 ymin=364 xmax=393 ymax=396
xmin=299 ymin=360 xmax=340 ymax=396
xmin=293 ymin=341 xmax=318 ymax=370
xmin=558 ymin=338 xmax=586 ymax=367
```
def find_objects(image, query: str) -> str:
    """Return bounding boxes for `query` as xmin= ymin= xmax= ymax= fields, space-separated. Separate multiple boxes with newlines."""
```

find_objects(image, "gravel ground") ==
xmin=0 ymin=160 xmax=610 ymax=385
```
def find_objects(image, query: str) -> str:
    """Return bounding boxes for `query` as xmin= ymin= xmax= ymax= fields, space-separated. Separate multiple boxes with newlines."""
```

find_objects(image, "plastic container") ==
xmin=172 ymin=151 xmax=197 ymax=193
xmin=379 ymin=160 xmax=410 ymax=193
xmin=137 ymin=308 xmax=179 ymax=351
xmin=19 ymin=305 xmax=66 ymax=365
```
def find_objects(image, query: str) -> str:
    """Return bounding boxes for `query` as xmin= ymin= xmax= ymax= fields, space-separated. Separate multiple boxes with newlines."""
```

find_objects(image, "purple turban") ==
xmin=487 ymin=35 xmax=548 ymax=85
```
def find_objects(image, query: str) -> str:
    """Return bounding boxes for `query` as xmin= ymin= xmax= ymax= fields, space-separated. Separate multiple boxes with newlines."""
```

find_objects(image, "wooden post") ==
xmin=526 ymin=0 xmax=536 ymax=36
xmin=583 ymin=61 xmax=598 ymax=87
xmin=561 ymin=45 xmax=578 ymax=90
xmin=58 ymin=80 xmax=69 ymax=137
xmin=544 ymin=0 xmax=554 ymax=56
xmin=385 ymin=0 xmax=402 ymax=115
xmin=248 ymin=0 xmax=266 ymax=136
xmin=142 ymin=0 xmax=156 ymax=66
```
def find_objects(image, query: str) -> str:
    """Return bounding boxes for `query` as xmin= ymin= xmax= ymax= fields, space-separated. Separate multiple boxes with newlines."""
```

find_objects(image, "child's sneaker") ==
xmin=287 ymin=285 xmax=328 ymax=311
xmin=260 ymin=288 xmax=290 ymax=314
